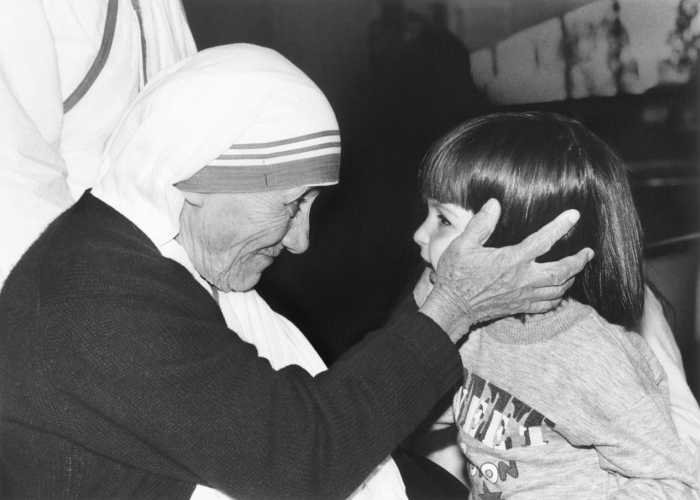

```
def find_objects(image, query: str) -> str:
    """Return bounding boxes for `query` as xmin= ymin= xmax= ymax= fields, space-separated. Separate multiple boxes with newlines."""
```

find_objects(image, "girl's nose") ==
xmin=413 ymin=221 xmax=429 ymax=249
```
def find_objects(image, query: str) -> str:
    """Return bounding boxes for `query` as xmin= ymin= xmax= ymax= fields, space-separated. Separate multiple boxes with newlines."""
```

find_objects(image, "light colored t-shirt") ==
xmin=454 ymin=300 xmax=699 ymax=499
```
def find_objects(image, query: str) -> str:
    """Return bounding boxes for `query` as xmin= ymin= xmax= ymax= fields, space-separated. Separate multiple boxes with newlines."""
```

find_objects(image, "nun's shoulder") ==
xmin=31 ymin=193 xmax=214 ymax=318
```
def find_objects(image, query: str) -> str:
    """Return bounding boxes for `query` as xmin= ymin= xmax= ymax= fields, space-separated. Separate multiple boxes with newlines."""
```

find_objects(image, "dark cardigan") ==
xmin=0 ymin=193 xmax=461 ymax=500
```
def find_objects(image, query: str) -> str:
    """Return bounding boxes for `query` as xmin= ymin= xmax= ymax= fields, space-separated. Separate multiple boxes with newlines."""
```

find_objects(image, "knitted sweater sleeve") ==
xmin=39 ymin=285 xmax=460 ymax=499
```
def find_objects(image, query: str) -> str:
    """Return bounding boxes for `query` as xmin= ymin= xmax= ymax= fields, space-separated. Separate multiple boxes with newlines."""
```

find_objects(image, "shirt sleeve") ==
xmin=41 ymin=289 xmax=462 ymax=500
xmin=594 ymin=394 xmax=699 ymax=499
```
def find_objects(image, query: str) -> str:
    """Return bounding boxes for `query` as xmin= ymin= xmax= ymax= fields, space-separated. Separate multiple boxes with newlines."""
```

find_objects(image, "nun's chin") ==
xmin=218 ymin=270 xmax=263 ymax=293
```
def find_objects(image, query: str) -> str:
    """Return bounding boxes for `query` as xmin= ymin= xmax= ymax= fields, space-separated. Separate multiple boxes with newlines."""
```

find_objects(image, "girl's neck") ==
xmin=478 ymin=299 xmax=592 ymax=345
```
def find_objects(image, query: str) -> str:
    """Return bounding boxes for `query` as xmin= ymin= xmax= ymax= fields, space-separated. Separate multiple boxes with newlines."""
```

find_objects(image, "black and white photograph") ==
xmin=1 ymin=1 xmax=699 ymax=498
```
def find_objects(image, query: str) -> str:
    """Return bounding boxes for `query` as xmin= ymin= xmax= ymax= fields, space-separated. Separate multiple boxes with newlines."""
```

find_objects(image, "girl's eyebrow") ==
xmin=439 ymin=203 xmax=471 ymax=220
xmin=438 ymin=203 xmax=460 ymax=215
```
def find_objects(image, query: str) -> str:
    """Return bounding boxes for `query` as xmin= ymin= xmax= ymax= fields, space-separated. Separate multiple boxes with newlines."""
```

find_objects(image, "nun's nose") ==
xmin=282 ymin=209 xmax=311 ymax=254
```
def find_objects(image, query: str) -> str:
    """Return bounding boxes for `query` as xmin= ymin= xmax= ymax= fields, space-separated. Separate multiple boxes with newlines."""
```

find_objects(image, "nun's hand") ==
xmin=413 ymin=267 xmax=434 ymax=308
xmin=419 ymin=199 xmax=594 ymax=343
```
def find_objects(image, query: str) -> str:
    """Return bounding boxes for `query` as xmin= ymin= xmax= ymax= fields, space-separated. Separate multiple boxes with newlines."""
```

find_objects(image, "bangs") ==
xmin=419 ymin=119 xmax=496 ymax=209
xmin=420 ymin=145 xmax=469 ymax=207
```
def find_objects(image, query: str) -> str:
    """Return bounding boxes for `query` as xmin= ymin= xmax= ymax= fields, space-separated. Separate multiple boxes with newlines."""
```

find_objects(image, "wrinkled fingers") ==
xmin=524 ymin=299 xmax=564 ymax=315
xmin=528 ymin=277 xmax=575 ymax=302
xmin=518 ymin=209 xmax=581 ymax=259
xmin=529 ymin=248 xmax=594 ymax=287
xmin=452 ymin=198 xmax=501 ymax=248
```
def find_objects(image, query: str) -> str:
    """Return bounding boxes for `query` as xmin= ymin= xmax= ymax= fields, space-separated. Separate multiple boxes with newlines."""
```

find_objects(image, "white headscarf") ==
xmin=92 ymin=44 xmax=407 ymax=500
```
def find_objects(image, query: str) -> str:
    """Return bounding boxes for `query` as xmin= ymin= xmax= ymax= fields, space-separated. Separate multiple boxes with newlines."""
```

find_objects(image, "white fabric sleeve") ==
xmin=0 ymin=0 xmax=73 ymax=286
xmin=641 ymin=286 xmax=700 ymax=455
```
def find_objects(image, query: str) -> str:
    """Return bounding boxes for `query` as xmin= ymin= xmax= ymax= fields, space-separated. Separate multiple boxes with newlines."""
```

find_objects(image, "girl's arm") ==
xmin=606 ymin=479 xmax=697 ymax=500
xmin=402 ymin=393 xmax=469 ymax=486
xmin=593 ymin=393 xmax=699 ymax=499
xmin=396 ymin=270 xmax=469 ymax=483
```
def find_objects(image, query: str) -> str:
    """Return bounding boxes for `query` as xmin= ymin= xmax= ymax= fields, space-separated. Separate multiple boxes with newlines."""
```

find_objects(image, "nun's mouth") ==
xmin=259 ymin=246 xmax=283 ymax=259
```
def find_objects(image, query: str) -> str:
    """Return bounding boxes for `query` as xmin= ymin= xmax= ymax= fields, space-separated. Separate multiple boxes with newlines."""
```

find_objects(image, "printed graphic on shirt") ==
xmin=454 ymin=368 xmax=556 ymax=450
xmin=476 ymin=482 xmax=504 ymax=500
xmin=454 ymin=368 xmax=557 ymax=497
xmin=466 ymin=459 xmax=518 ymax=494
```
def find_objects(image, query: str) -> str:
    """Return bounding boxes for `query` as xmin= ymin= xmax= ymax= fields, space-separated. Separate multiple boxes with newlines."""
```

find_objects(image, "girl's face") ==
xmin=413 ymin=199 xmax=474 ymax=269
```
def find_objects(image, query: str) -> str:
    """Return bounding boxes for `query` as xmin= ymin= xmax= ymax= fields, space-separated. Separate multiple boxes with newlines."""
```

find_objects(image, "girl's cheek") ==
xmin=428 ymin=231 xmax=460 ymax=268
xmin=426 ymin=208 xmax=473 ymax=268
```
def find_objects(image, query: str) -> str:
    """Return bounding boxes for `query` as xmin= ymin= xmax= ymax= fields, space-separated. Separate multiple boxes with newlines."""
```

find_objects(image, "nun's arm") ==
xmin=41 ymin=288 xmax=461 ymax=499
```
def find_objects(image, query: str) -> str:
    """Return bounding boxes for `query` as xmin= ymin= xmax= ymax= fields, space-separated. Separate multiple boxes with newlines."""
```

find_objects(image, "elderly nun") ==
xmin=0 ymin=44 xmax=593 ymax=499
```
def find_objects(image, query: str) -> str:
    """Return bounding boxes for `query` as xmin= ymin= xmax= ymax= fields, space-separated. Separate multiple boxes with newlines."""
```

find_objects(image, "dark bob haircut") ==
xmin=420 ymin=112 xmax=644 ymax=330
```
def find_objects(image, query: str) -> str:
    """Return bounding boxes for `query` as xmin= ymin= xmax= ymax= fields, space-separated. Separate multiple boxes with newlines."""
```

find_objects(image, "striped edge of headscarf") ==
xmin=175 ymin=130 xmax=341 ymax=193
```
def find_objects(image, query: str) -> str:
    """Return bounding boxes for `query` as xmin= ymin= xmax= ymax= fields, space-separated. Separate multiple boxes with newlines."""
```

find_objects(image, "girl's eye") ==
xmin=438 ymin=214 xmax=452 ymax=226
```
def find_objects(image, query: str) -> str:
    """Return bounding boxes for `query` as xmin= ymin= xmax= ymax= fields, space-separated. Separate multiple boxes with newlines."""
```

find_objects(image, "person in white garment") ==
xmin=0 ymin=1 xmax=698 ymax=495
xmin=0 ymin=2 xmax=217 ymax=498
xmin=0 ymin=0 xmax=196 ymax=287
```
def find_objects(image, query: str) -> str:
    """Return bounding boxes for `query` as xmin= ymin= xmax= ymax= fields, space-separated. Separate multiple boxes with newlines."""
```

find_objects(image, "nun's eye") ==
xmin=438 ymin=214 xmax=451 ymax=226
xmin=285 ymin=200 xmax=301 ymax=218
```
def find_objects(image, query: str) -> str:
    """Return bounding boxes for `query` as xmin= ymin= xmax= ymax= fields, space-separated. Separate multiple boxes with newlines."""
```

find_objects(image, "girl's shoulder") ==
xmin=548 ymin=303 xmax=669 ymax=425
xmin=567 ymin=302 xmax=665 ymax=387
xmin=462 ymin=301 xmax=667 ymax=416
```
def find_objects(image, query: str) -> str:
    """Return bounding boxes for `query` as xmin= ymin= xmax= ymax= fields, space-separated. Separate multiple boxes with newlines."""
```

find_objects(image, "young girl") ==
xmin=413 ymin=112 xmax=698 ymax=499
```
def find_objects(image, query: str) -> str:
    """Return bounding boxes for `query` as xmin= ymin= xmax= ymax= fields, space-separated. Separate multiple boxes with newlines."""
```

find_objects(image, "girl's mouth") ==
xmin=425 ymin=262 xmax=437 ymax=284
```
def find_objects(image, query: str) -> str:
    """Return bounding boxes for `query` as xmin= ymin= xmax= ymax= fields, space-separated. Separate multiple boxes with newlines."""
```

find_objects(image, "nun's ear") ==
xmin=182 ymin=191 xmax=206 ymax=207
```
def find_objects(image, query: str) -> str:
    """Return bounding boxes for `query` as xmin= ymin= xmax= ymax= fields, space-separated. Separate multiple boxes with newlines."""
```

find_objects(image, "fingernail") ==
xmin=484 ymin=198 xmax=499 ymax=214
xmin=568 ymin=210 xmax=581 ymax=223
xmin=585 ymin=248 xmax=595 ymax=260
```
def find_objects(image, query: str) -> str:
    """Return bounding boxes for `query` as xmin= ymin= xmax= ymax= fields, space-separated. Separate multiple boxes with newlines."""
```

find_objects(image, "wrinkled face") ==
xmin=413 ymin=199 xmax=474 ymax=269
xmin=178 ymin=186 xmax=320 ymax=292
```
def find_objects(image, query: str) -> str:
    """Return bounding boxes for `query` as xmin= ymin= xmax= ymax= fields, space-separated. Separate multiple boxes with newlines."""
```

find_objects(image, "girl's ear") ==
xmin=182 ymin=191 xmax=205 ymax=207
